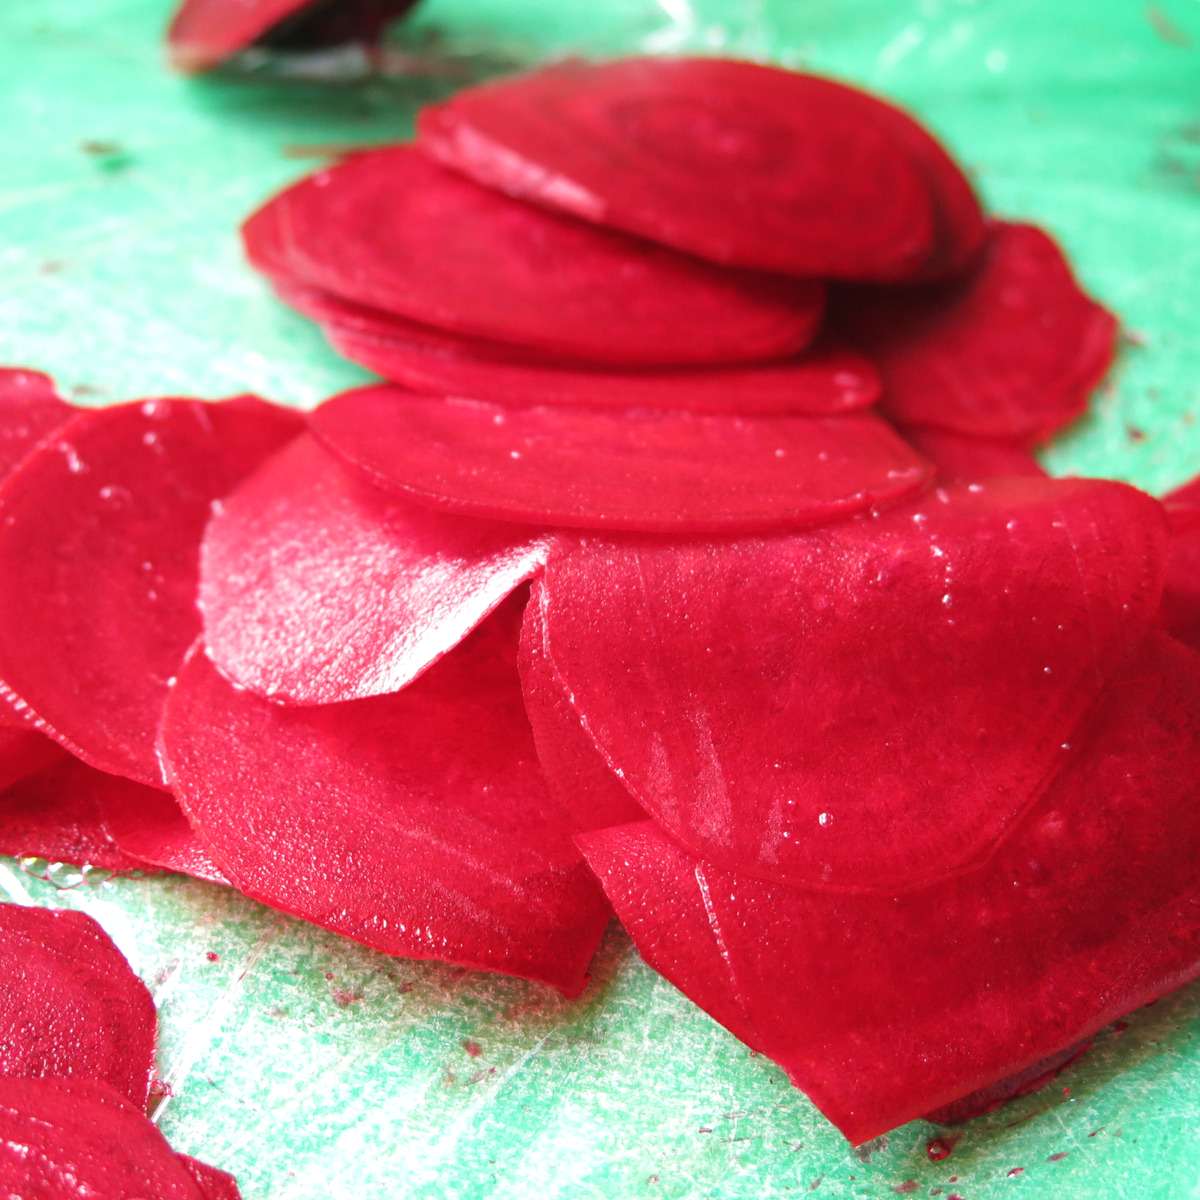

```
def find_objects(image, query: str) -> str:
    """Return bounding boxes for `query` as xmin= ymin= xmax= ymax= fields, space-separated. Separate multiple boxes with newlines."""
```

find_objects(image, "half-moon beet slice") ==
xmin=243 ymin=147 xmax=824 ymax=368
xmin=99 ymin=782 xmax=227 ymax=885
xmin=201 ymin=435 xmax=552 ymax=705
xmin=160 ymin=618 xmax=610 ymax=995
xmin=0 ymin=1080 xmax=210 ymax=1198
xmin=418 ymin=58 xmax=983 ymax=281
xmin=579 ymin=633 xmax=1200 ymax=1144
xmin=544 ymin=477 xmax=1166 ymax=891
xmin=311 ymin=385 xmax=930 ymax=533
xmin=0 ymin=367 xmax=73 ymax=478
xmin=900 ymin=426 xmax=1046 ymax=483
xmin=0 ymin=905 xmax=156 ymax=1105
xmin=836 ymin=222 xmax=1117 ymax=442
xmin=1162 ymin=476 xmax=1200 ymax=649
xmin=0 ymin=397 xmax=303 ymax=786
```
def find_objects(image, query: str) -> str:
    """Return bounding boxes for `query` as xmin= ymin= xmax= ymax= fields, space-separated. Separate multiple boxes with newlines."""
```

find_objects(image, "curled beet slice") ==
xmin=579 ymin=633 xmax=1200 ymax=1144
xmin=160 ymin=615 xmax=610 ymax=994
xmin=0 ymin=367 xmax=73 ymax=478
xmin=0 ymin=1079 xmax=214 ymax=1197
xmin=243 ymin=146 xmax=823 ymax=367
xmin=1162 ymin=476 xmax=1200 ymax=648
xmin=0 ymin=905 xmax=156 ymax=1105
xmin=0 ymin=397 xmax=302 ymax=786
xmin=202 ymin=434 xmax=551 ymax=705
xmin=900 ymin=426 xmax=1046 ymax=483
xmin=418 ymin=58 xmax=983 ymax=280
xmin=544 ymin=477 xmax=1166 ymax=890
xmin=311 ymin=385 xmax=930 ymax=533
xmin=837 ymin=222 xmax=1117 ymax=442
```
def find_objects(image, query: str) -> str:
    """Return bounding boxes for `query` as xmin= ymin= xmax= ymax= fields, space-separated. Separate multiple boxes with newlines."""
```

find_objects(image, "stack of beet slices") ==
xmin=4 ymin=56 xmax=1199 ymax=1148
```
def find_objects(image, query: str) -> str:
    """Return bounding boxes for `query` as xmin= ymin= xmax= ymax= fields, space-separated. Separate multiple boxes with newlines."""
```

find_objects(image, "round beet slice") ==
xmin=311 ymin=385 xmax=931 ymax=533
xmin=0 ymin=905 xmax=156 ymax=1105
xmin=159 ymin=620 xmax=610 ymax=995
xmin=418 ymin=57 xmax=983 ymax=281
xmin=836 ymin=222 xmax=1118 ymax=442
xmin=242 ymin=146 xmax=824 ymax=367
xmin=201 ymin=434 xmax=552 ymax=705
xmin=544 ymin=477 xmax=1167 ymax=891
xmin=0 ymin=397 xmax=303 ymax=786
xmin=0 ymin=367 xmax=73 ymax=478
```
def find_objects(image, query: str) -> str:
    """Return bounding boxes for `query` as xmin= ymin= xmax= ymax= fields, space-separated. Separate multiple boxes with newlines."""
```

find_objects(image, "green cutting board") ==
xmin=2 ymin=1 xmax=1199 ymax=1196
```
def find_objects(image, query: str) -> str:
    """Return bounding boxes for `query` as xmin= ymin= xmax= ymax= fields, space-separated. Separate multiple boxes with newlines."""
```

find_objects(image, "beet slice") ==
xmin=159 ymin=616 xmax=610 ymax=995
xmin=0 ymin=367 xmax=73 ymax=478
xmin=900 ymin=426 xmax=1047 ymax=482
xmin=0 ymin=904 xmax=156 ymax=1105
xmin=1162 ymin=476 xmax=1200 ymax=648
xmin=243 ymin=146 xmax=824 ymax=367
xmin=418 ymin=57 xmax=983 ymax=280
xmin=837 ymin=222 xmax=1117 ymax=442
xmin=181 ymin=1155 xmax=244 ymax=1200
xmin=579 ymin=632 xmax=1200 ymax=1144
xmin=0 ymin=397 xmax=302 ymax=786
xmin=311 ymin=385 xmax=931 ymax=533
xmin=201 ymin=434 xmax=551 ymax=705
xmin=0 ymin=1079 xmax=208 ymax=1197
xmin=544 ymin=477 xmax=1166 ymax=891
xmin=99 ymin=783 xmax=228 ymax=885
xmin=0 ymin=708 xmax=64 ymax=792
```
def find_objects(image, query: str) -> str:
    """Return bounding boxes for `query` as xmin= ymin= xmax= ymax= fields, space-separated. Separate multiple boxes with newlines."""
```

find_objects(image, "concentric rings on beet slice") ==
xmin=0 ymin=367 xmax=74 ymax=478
xmin=310 ymin=385 xmax=931 ymax=533
xmin=836 ymin=221 xmax=1118 ymax=442
xmin=418 ymin=57 xmax=983 ymax=280
xmin=201 ymin=434 xmax=552 ymax=705
xmin=545 ymin=477 xmax=1167 ymax=891
xmin=0 ymin=904 xmax=156 ymax=1105
xmin=159 ymin=615 xmax=610 ymax=995
xmin=243 ymin=146 xmax=824 ymax=367
xmin=0 ymin=397 xmax=302 ymax=786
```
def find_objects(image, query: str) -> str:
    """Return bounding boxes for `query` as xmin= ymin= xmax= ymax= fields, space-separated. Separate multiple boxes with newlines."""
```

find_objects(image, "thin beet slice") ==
xmin=99 ymin=783 xmax=228 ymax=885
xmin=0 ymin=905 xmax=156 ymax=1105
xmin=201 ymin=434 xmax=551 ymax=705
xmin=900 ymin=426 xmax=1046 ymax=482
xmin=311 ymin=385 xmax=930 ymax=533
xmin=579 ymin=633 xmax=1200 ymax=1144
xmin=418 ymin=57 xmax=983 ymax=280
xmin=0 ymin=367 xmax=73 ymax=478
xmin=180 ymin=1155 xmax=244 ymax=1200
xmin=168 ymin=0 xmax=417 ymax=72
xmin=159 ymin=616 xmax=610 ymax=995
xmin=837 ymin=222 xmax=1117 ymax=442
xmin=1162 ymin=476 xmax=1200 ymax=648
xmin=243 ymin=146 xmax=823 ymax=367
xmin=0 ymin=707 xmax=64 ymax=792
xmin=0 ymin=1079 xmax=208 ymax=1198
xmin=0 ymin=397 xmax=302 ymax=786
xmin=544 ymin=477 xmax=1166 ymax=891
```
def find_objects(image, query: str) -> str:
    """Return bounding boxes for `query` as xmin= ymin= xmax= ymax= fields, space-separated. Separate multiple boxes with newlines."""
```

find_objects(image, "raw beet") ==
xmin=243 ymin=146 xmax=824 ymax=367
xmin=1162 ymin=476 xmax=1200 ymax=648
xmin=836 ymin=222 xmax=1117 ymax=442
xmin=0 ymin=367 xmax=73 ymax=478
xmin=579 ymin=633 xmax=1200 ymax=1143
xmin=0 ymin=1079 xmax=211 ymax=1198
xmin=180 ymin=1155 xmax=244 ymax=1200
xmin=201 ymin=434 xmax=551 ymax=705
xmin=0 ymin=397 xmax=302 ymax=786
xmin=418 ymin=57 xmax=983 ymax=280
xmin=0 ymin=707 xmax=64 ymax=793
xmin=311 ymin=385 xmax=931 ymax=533
xmin=159 ymin=615 xmax=611 ymax=995
xmin=168 ymin=0 xmax=417 ymax=72
xmin=543 ymin=477 xmax=1166 ymax=890
xmin=0 ymin=904 xmax=156 ymax=1105
xmin=900 ymin=426 xmax=1046 ymax=483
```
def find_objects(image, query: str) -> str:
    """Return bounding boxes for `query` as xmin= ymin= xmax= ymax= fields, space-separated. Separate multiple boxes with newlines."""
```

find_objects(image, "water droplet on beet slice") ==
xmin=1162 ymin=476 xmax=1200 ymax=649
xmin=579 ymin=632 xmax=1200 ymax=1144
xmin=243 ymin=146 xmax=823 ymax=367
xmin=836 ymin=222 xmax=1117 ymax=442
xmin=546 ymin=477 xmax=1167 ymax=890
xmin=417 ymin=57 xmax=983 ymax=281
xmin=0 ymin=1079 xmax=213 ymax=1197
xmin=0 ymin=367 xmax=73 ymax=478
xmin=0 ymin=905 xmax=156 ymax=1105
xmin=159 ymin=615 xmax=610 ymax=995
xmin=311 ymin=385 xmax=930 ymax=533
xmin=0 ymin=397 xmax=302 ymax=786
xmin=201 ymin=434 xmax=551 ymax=705
xmin=900 ymin=426 xmax=1046 ymax=483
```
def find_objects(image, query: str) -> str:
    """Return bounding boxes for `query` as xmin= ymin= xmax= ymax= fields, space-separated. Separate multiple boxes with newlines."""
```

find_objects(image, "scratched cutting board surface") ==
xmin=2 ymin=1 xmax=1200 ymax=1197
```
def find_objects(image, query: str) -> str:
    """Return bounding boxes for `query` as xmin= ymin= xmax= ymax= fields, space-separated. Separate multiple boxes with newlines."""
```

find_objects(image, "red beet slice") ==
xmin=544 ymin=477 xmax=1166 ymax=890
xmin=99 ymin=783 xmax=228 ymax=885
xmin=243 ymin=146 xmax=824 ymax=367
xmin=0 ymin=397 xmax=302 ymax=786
xmin=201 ymin=434 xmax=551 ymax=705
xmin=159 ymin=617 xmax=610 ymax=994
xmin=0 ymin=367 xmax=73 ymax=478
xmin=900 ymin=426 xmax=1046 ymax=483
xmin=579 ymin=633 xmax=1200 ymax=1143
xmin=0 ymin=707 xmax=64 ymax=792
xmin=837 ymin=222 xmax=1117 ymax=442
xmin=311 ymin=385 xmax=931 ymax=533
xmin=0 ymin=1079 xmax=208 ymax=1197
xmin=1162 ymin=476 xmax=1200 ymax=648
xmin=0 ymin=905 xmax=156 ymax=1105
xmin=181 ymin=1155 xmax=244 ymax=1200
xmin=418 ymin=58 xmax=983 ymax=280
